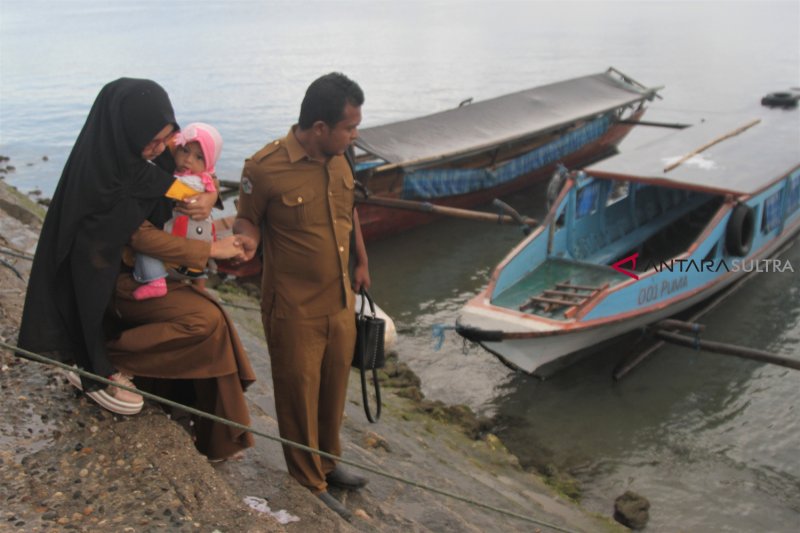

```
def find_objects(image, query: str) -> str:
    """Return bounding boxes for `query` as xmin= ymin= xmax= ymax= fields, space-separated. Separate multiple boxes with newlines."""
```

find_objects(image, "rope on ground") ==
xmin=1 ymin=340 xmax=578 ymax=533
xmin=0 ymin=258 xmax=23 ymax=279
xmin=0 ymin=245 xmax=35 ymax=261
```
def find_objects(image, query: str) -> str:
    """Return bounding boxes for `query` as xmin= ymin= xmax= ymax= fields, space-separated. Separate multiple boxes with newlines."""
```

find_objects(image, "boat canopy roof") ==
xmin=355 ymin=69 xmax=658 ymax=169
xmin=587 ymin=107 xmax=800 ymax=196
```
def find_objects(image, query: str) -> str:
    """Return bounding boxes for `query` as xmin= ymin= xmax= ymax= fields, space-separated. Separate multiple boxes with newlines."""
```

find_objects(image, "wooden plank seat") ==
xmin=520 ymin=280 xmax=609 ymax=317
xmin=555 ymin=282 xmax=604 ymax=292
xmin=542 ymin=289 xmax=591 ymax=298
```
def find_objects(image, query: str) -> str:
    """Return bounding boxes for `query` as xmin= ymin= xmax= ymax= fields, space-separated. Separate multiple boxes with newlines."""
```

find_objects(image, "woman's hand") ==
xmin=174 ymin=190 xmax=217 ymax=220
xmin=210 ymin=236 xmax=245 ymax=260
xmin=234 ymin=234 xmax=258 ymax=262
xmin=221 ymin=234 xmax=258 ymax=269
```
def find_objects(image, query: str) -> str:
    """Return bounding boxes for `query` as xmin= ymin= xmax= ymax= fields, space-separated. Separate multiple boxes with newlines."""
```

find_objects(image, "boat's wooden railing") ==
xmin=519 ymin=281 xmax=609 ymax=318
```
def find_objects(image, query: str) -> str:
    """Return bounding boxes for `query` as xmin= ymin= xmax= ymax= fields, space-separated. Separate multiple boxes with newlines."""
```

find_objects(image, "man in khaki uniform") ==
xmin=233 ymin=73 xmax=370 ymax=521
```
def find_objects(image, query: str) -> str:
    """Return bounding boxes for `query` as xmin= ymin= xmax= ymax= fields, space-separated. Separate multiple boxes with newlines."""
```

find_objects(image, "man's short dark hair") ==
xmin=298 ymin=72 xmax=364 ymax=130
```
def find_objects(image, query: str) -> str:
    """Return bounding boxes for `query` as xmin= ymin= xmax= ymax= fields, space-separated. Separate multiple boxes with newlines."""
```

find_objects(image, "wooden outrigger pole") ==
xmin=355 ymin=196 xmax=539 ymax=229
xmin=653 ymin=328 xmax=800 ymax=371
xmin=217 ymin=180 xmax=538 ymax=230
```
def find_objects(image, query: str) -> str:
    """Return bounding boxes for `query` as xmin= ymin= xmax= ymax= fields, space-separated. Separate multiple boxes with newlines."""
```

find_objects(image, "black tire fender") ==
xmin=725 ymin=203 xmax=755 ymax=256
xmin=761 ymin=92 xmax=798 ymax=108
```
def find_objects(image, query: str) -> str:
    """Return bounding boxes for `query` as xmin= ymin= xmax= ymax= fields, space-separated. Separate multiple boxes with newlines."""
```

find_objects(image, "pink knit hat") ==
xmin=173 ymin=122 xmax=223 ymax=174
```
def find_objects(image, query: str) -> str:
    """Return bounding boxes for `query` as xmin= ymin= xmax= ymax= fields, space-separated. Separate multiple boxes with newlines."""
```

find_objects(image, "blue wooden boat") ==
xmin=456 ymin=99 xmax=800 ymax=377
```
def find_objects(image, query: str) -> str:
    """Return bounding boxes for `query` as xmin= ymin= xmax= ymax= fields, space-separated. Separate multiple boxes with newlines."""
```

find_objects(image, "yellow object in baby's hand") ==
xmin=165 ymin=179 xmax=200 ymax=201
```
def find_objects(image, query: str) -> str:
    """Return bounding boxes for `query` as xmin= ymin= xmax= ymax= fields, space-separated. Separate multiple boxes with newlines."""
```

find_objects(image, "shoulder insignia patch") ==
xmin=241 ymin=176 xmax=253 ymax=195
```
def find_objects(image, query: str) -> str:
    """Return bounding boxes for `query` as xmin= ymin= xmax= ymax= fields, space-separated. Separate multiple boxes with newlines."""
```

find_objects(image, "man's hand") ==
xmin=352 ymin=262 xmax=371 ymax=293
xmin=175 ymin=191 xmax=217 ymax=220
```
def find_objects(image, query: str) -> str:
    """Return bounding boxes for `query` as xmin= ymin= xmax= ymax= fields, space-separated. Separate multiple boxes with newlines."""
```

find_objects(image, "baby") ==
xmin=132 ymin=122 xmax=222 ymax=300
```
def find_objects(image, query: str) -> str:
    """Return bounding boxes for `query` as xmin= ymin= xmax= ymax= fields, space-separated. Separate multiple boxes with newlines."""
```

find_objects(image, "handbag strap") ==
xmin=360 ymin=361 xmax=381 ymax=423
xmin=357 ymin=288 xmax=381 ymax=422
xmin=358 ymin=288 xmax=377 ymax=320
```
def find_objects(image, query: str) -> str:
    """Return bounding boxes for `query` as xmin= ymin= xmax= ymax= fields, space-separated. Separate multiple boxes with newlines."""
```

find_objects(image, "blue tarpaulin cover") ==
xmin=401 ymin=115 xmax=610 ymax=199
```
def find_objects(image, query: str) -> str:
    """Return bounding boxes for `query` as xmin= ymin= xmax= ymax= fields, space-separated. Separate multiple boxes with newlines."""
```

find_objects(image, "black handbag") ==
xmin=353 ymin=289 xmax=385 ymax=422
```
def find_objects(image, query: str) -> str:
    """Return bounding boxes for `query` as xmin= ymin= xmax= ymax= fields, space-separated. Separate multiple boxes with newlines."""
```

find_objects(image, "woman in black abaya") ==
xmin=19 ymin=78 xmax=192 ymax=413
xmin=18 ymin=79 xmax=256 ymax=461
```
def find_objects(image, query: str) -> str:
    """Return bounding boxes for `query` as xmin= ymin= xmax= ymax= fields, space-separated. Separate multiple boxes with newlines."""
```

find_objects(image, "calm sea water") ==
xmin=2 ymin=1 xmax=799 ymax=531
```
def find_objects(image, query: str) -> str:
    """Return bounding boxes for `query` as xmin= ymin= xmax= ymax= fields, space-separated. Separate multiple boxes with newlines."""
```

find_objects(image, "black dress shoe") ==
xmin=317 ymin=491 xmax=352 ymax=521
xmin=326 ymin=466 xmax=368 ymax=490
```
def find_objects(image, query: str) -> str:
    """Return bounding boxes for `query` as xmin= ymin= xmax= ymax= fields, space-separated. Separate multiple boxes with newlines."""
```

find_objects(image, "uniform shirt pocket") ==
xmin=275 ymin=187 xmax=317 ymax=227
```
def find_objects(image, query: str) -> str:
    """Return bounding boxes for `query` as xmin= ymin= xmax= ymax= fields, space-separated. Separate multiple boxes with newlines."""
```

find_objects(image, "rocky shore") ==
xmin=0 ymin=174 xmax=624 ymax=532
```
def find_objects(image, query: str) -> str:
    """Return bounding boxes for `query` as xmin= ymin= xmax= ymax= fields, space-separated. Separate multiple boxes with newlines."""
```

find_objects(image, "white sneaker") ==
xmin=65 ymin=369 xmax=143 ymax=416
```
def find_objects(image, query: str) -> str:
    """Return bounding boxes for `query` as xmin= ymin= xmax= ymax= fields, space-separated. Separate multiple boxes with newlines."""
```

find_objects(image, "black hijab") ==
xmin=18 ymin=78 xmax=178 ymax=388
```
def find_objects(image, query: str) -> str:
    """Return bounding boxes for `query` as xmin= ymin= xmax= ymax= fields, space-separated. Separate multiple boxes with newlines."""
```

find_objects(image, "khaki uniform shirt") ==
xmin=237 ymin=127 xmax=355 ymax=319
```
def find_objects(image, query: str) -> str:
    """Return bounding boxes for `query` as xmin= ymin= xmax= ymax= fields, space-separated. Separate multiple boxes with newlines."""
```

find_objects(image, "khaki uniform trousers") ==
xmin=265 ymin=306 xmax=355 ymax=493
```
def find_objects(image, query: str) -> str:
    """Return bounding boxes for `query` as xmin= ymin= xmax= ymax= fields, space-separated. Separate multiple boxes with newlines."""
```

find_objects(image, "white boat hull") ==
xmin=459 ymin=228 xmax=798 ymax=377
xmin=469 ymin=288 xmax=710 ymax=376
